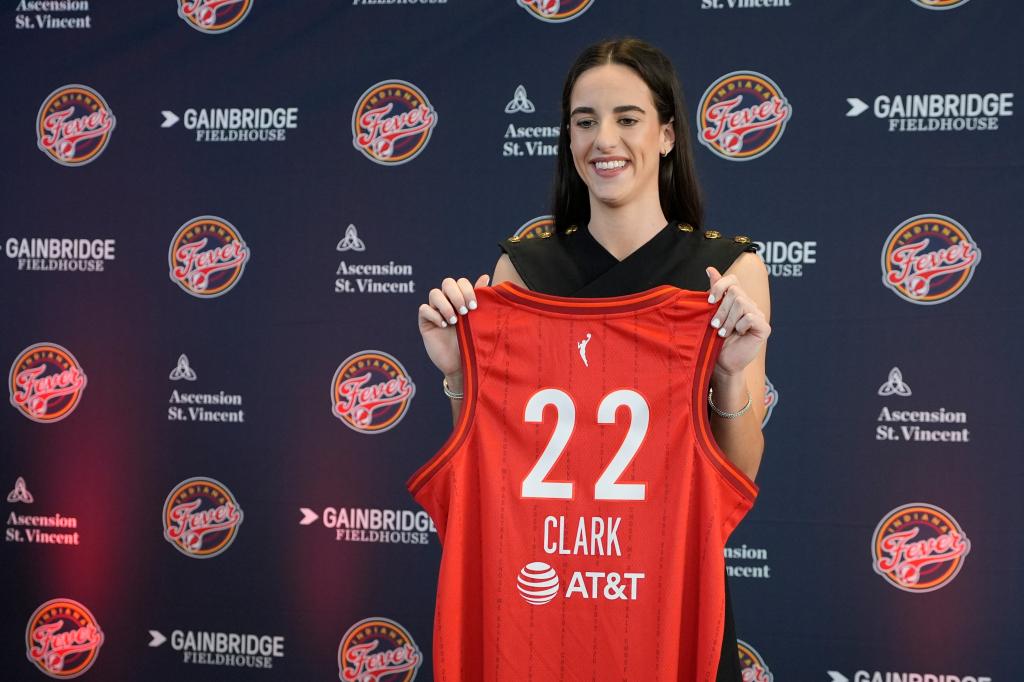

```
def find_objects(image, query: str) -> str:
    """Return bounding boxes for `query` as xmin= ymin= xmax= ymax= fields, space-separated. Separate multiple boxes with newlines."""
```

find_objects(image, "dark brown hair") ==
xmin=552 ymin=38 xmax=704 ymax=233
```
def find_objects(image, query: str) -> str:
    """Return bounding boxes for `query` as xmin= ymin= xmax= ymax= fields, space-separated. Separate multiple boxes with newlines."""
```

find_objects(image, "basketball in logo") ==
xmin=36 ymin=84 xmax=116 ymax=167
xmin=25 ymin=598 xmax=104 ymax=679
xmin=352 ymin=80 xmax=437 ymax=165
xmin=509 ymin=215 xmax=555 ymax=241
xmin=177 ymin=0 xmax=253 ymax=33
xmin=9 ymin=343 xmax=87 ymax=423
xmin=163 ymin=477 xmax=244 ymax=558
xmin=911 ymin=0 xmax=970 ymax=9
xmin=516 ymin=0 xmax=595 ymax=23
xmin=736 ymin=639 xmax=773 ymax=682
xmin=697 ymin=72 xmax=791 ymax=161
xmin=872 ymin=503 xmax=971 ymax=593
xmin=331 ymin=351 xmax=416 ymax=434
xmin=168 ymin=215 xmax=251 ymax=298
xmin=338 ymin=617 xmax=422 ymax=682
xmin=881 ymin=214 xmax=981 ymax=305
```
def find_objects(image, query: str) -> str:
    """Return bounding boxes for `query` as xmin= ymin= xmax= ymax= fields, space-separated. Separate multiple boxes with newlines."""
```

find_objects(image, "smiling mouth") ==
xmin=593 ymin=159 xmax=628 ymax=170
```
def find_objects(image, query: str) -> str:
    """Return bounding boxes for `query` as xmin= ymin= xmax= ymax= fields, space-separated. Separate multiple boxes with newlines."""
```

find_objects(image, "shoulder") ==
xmin=677 ymin=224 xmax=759 ymax=271
xmin=497 ymin=227 xmax=578 ymax=292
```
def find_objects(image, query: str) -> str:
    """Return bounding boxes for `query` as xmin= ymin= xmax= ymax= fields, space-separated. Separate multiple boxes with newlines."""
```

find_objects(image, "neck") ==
xmin=586 ymin=193 xmax=668 ymax=261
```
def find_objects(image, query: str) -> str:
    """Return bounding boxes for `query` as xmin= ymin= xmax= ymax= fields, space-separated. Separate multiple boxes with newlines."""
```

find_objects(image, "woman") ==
xmin=416 ymin=38 xmax=770 ymax=680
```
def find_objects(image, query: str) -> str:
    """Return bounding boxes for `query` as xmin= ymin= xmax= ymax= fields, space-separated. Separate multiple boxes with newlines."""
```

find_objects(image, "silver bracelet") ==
xmin=443 ymin=377 xmax=464 ymax=400
xmin=707 ymin=387 xmax=751 ymax=419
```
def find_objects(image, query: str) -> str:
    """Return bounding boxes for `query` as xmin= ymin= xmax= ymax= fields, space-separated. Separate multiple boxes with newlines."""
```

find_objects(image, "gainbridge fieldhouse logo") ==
xmin=872 ymin=503 xmax=970 ymax=593
xmin=737 ymin=639 xmax=773 ymax=682
xmin=911 ymin=0 xmax=970 ymax=9
xmin=162 ymin=477 xmax=244 ymax=558
xmin=352 ymin=80 xmax=437 ymax=166
xmin=881 ymin=214 xmax=981 ymax=305
xmin=337 ymin=617 xmax=422 ymax=682
xmin=25 ymin=598 xmax=104 ymax=679
xmin=177 ymin=0 xmax=253 ymax=33
xmin=697 ymin=71 xmax=791 ymax=161
xmin=331 ymin=351 xmax=415 ymax=434
xmin=508 ymin=215 xmax=555 ymax=242
xmin=517 ymin=0 xmax=594 ymax=23
xmin=36 ymin=85 xmax=115 ymax=167
xmin=9 ymin=343 xmax=87 ymax=423
xmin=169 ymin=215 xmax=251 ymax=298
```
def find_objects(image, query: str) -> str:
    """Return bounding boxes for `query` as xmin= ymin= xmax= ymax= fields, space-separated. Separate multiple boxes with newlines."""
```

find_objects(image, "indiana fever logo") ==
xmin=25 ymin=598 xmax=104 ymax=679
xmin=762 ymin=377 xmax=778 ymax=428
xmin=352 ymin=80 xmax=437 ymax=166
xmin=697 ymin=71 xmax=791 ymax=161
xmin=36 ymin=85 xmax=116 ymax=167
xmin=881 ymin=214 xmax=980 ymax=305
xmin=177 ymin=0 xmax=252 ymax=33
xmin=331 ymin=351 xmax=415 ymax=434
xmin=911 ymin=0 xmax=970 ymax=9
xmin=338 ymin=617 xmax=422 ymax=682
xmin=510 ymin=215 xmax=555 ymax=241
xmin=872 ymin=503 xmax=970 ymax=593
xmin=517 ymin=0 xmax=595 ymax=23
xmin=169 ymin=215 xmax=250 ymax=298
xmin=162 ymin=477 xmax=244 ymax=558
xmin=9 ymin=343 xmax=87 ymax=423
xmin=736 ymin=639 xmax=773 ymax=682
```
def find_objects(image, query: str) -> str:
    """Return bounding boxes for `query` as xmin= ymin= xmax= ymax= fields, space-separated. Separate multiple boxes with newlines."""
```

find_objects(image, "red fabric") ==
xmin=408 ymin=283 xmax=757 ymax=682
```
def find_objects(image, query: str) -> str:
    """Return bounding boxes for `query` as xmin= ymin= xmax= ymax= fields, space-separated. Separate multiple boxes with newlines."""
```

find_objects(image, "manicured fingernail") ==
xmin=711 ymin=317 xmax=721 ymax=328
xmin=449 ymin=316 xmax=457 ymax=325
xmin=718 ymin=327 xmax=727 ymax=337
xmin=459 ymin=306 xmax=468 ymax=315
xmin=708 ymin=294 xmax=716 ymax=304
xmin=468 ymin=300 xmax=477 ymax=310
xmin=441 ymin=321 xmax=448 ymax=328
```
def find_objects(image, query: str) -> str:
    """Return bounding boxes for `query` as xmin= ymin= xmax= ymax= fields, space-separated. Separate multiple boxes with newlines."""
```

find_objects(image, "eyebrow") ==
xmin=570 ymin=105 xmax=647 ymax=116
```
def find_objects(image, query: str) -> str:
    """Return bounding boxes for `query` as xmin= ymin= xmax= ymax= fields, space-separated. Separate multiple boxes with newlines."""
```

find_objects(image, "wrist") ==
xmin=709 ymin=371 xmax=748 ymax=412
xmin=444 ymin=370 xmax=464 ymax=392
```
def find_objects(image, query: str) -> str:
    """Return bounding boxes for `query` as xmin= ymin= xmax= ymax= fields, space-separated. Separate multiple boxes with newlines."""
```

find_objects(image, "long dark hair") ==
xmin=552 ymin=38 xmax=704 ymax=233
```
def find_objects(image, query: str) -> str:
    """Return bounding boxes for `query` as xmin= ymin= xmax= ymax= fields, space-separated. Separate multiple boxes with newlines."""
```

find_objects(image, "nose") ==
xmin=594 ymin=119 xmax=619 ymax=152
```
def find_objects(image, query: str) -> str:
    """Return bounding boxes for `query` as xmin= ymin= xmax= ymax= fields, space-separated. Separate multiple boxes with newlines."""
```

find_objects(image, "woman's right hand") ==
xmin=418 ymin=274 xmax=491 ymax=380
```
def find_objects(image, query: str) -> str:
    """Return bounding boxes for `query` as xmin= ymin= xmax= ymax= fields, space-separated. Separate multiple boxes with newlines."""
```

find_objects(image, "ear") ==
xmin=662 ymin=117 xmax=676 ymax=149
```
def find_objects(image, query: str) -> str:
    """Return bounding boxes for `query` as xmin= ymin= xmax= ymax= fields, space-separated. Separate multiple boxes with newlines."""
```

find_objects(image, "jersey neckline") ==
xmin=493 ymin=281 xmax=709 ymax=315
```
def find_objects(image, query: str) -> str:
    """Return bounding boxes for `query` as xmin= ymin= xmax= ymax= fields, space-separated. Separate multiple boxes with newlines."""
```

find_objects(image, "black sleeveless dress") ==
xmin=499 ymin=219 xmax=757 ymax=682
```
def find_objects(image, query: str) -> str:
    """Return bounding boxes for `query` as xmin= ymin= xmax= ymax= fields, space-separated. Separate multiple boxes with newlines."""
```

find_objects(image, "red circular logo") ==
xmin=177 ymin=0 xmax=253 ymax=33
xmin=872 ymin=503 xmax=971 ymax=593
xmin=761 ymin=377 xmax=778 ymax=428
xmin=881 ymin=214 xmax=980 ymax=305
xmin=512 ymin=215 xmax=555 ymax=240
xmin=25 ymin=598 xmax=104 ymax=679
xmin=697 ymin=71 xmax=791 ymax=161
xmin=338 ymin=617 xmax=422 ymax=682
xmin=168 ymin=215 xmax=251 ymax=298
xmin=331 ymin=351 xmax=416 ymax=434
xmin=736 ymin=639 xmax=773 ymax=682
xmin=36 ymin=85 xmax=116 ymax=167
xmin=911 ymin=0 xmax=970 ymax=9
xmin=352 ymin=80 xmax=437 ymax=165
xmin=516 ymin=0 xmax=595 ymax=23
xmin=9 ymin=343 xmax=87 ymax=423
xmin=163 ymin=477 xmax=244 ymax=558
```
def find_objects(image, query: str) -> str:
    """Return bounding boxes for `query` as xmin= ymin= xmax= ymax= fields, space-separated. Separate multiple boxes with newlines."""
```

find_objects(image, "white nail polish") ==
xmin=459 ymin=306 xmax=468 ymax=315
xmin=441 ymin=321 xmax=447 ymax=328
xmin=711 ymin=318 xmax=721 ymax=328
xmin=449 ymin=316 xmax=457 ymax=325
xmin=718 ymin=327 xmax=727 ymax=337
xmin=708 ymin=295 xmax=716 ymax=304
xmin=468 ymin=300 xmax=477 ymax=310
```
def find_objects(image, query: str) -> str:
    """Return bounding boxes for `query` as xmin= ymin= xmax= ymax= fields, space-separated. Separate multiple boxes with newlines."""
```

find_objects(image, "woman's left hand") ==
xmin=706 ymin=266 xmax=772 ymax=376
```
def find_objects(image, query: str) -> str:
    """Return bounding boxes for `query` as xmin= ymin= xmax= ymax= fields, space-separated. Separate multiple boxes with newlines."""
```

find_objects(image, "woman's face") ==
xmin=568 ymin=63 xmax=674 ymax=211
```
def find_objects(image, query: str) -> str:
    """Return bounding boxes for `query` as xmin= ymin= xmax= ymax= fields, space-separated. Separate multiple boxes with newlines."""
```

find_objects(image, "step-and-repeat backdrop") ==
xmin=2 ymin=1 xmax=1021 ymax=680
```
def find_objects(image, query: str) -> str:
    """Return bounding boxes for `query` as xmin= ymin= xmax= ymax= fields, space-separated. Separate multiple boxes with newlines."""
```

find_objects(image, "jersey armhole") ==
xmin=406 ymin=311 xmax=479 ymax=498
xmin=689 ymin=323 xmax=760 ymax=507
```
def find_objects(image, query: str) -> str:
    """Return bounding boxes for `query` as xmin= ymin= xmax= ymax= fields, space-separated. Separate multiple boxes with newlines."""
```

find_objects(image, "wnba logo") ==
xmin=177 ymin=0 xmax=252 ymax=33
xmin=881 ymin=214 xmax=980 ymax=305
xmin=509 ymin=215 xmax=555 ymax=242
xmin=736 ymin=639 xmax=773 ymax=682
xmin=517 ymin=0 xmax=595 ymax=23
xmin=338 ymin=617 xmax=422 ymax=682
xmin=162 ymin=477 xmax=244 ymax=558
xmin=911 ymin=0 xmax=970 ymax=9
xmin=25 ymin=598 xmax=104 ymax=679
xmin=352 ymin=80 xmax=437 ymax=165
xmin=169 ymin=215 xmax=251 ymax=298
xmin=872 ymin=503 xmax=970 ymax=593
xmin=9 ymin=343 xmax=87 ymax=423
xmin=331 ymin=351 xmax=416 ymax=434
xmin=697 ymin=71 xmax=791 ymax=161
xmin=762 ymin=377 xmax=778 ymax=428
xmin=37 ymin=85 xmax=115 ymax=167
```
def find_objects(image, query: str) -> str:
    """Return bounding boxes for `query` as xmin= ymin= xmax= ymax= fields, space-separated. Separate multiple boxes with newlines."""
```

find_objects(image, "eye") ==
xmin=618 ymin=117 xmax=638 ymax=126
xmin=574 ymin=119 xmax=596 ymax=129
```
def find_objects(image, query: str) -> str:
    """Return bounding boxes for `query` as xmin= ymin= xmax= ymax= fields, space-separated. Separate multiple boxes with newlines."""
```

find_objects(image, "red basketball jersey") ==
xmin=408 ymin=282 xmax=758 ymax=681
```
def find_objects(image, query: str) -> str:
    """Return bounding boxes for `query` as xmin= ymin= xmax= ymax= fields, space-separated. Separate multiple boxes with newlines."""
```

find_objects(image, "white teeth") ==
xmin=594 ymin=160 xmax=626 ymax=170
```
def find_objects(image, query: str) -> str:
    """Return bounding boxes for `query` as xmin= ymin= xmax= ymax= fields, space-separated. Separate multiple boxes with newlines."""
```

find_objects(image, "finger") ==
xmin=441 ymin=278 xmax=468 ymax=318
xmin=455 ymin=277 xmax=476 ymax=313
xmin=710 ymin=285 xmax=739 ymax=330
xmin=733 ymin=311 xmax=759 ymax=336
xmin=474 ymin=274 xmax=490 ymax=288
xmin=708 ymin=272 xmax=736 ymax=305
xmin=429 ymin=287 xmax=458 ymax=325
xmin=718 ymin=295 xmax=750 ymax=337
xmin=419 ymin=303 xmax=449 ymax=329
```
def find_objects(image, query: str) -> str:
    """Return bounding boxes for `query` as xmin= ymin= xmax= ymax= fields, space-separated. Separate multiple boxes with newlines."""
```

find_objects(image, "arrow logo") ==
xmin=299 ymin=507 xmax=319 ymax=525
xmin=161 ymin=110 xmax=180 ymax=128
xmin=148 ymin=630 xmax=166 ymax=647
xmin=827 ymin=672 xmax=849 ymax=682
xmin=846 ymin=98 xmax=868 ymax=117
